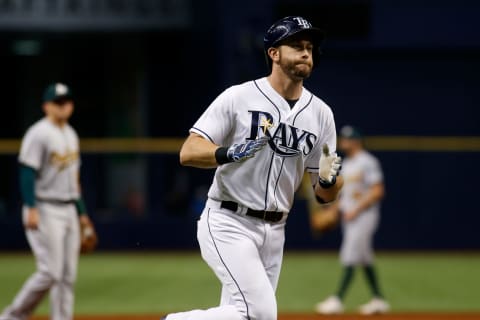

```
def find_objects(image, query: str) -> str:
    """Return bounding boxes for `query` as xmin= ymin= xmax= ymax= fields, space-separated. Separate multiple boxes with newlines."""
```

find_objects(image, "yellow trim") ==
xmin=80 ymin=138 xmax=184 ymax=153
xmin=0 ymin=136 xmax=479 ymax=154
xmin=0 ymin=139 xmax=21 ymax=154
xmin=365 ymin=136 xmax=480 ymax=152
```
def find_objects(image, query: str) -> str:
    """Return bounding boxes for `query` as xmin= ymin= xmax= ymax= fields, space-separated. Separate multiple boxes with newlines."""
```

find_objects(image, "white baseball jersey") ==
xmin=339 ymin=150 xmax=383 ymax=215
xmin=19 ymin=117 xmax=81 ymax=201
xmin=190 ymin=77 xmax=337 ymax=213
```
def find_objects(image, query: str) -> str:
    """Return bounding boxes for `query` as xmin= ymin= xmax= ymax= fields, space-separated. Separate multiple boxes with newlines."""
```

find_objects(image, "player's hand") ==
xmin=343 ymin=210 xmax=359 ymax=222
xmin=318 ymin=144 xmax=342 ymax=187
xmin=79 ymin=215 xmax=98 ymax=253
xmin=25 ymin=207 xmax=40 ymax=230
xmin=79 ymin=214 xmax=92 ymax=228
xmin=227 ymin=137 xmax=269 ymax=162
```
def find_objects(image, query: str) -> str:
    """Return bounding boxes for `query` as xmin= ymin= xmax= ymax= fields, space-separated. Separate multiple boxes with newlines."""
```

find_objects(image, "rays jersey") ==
xmin=190 ymin=77 xmax=337 ymax=213
xmin=19 ymin=118 xmax=81 ymax=201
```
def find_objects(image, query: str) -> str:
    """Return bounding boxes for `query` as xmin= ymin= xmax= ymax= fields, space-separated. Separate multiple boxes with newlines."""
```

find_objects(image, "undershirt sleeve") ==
xmin=19 ymin=164 xmax=36 ymax=208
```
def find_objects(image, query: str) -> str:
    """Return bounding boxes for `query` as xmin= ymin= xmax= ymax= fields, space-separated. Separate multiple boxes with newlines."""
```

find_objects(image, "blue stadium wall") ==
xmin=1 ymin=0 xmax=479 ymax=250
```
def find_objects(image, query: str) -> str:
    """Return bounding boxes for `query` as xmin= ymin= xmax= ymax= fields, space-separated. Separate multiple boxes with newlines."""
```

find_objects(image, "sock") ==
xmin=335 ymin=266 xmax=354 ymax=300
xmin=363 ymin=264 xmax=384 ymax=298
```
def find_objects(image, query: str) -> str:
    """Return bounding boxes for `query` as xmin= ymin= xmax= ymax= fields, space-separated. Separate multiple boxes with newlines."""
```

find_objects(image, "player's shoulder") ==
xmin=24 ymin=118 xmax=49 ymax=137
xmin=225 ymin=79 xmax=259 ymax=95
xmin=65 ymin=123 xmax=79 ymax=136
xmin=213 ymin=79 xmax=264 ymax=107
xmin=210 ymin=80 xmax=252 ymax=104
xmin=303 ymin=87 xmax=334 ymax=115
xmin=358 ymin=150 xmax=380 ymax=166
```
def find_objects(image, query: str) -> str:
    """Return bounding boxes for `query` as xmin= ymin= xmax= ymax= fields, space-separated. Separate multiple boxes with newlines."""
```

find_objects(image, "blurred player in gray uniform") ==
xmin=163 ymin=16 xmax=343 ymax=320
xmin=1 ymin=83 xmax=94 ymax=320
xmin=315 ymin=125 xmax=389 ymax=315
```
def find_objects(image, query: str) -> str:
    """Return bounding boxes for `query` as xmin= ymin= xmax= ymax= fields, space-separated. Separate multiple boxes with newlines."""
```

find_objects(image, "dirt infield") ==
xmin=31 ymin=313 xmax=480 ymax=320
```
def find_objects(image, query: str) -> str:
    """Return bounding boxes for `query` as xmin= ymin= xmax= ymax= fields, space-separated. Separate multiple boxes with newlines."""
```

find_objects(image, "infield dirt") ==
xmin=32 ymin=313 xmax=480 ymax=320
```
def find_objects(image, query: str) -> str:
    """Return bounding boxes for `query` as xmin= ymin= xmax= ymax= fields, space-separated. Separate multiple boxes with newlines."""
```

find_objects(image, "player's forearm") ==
xmin=353 ymin=183 xmax=384 ymax=214
xmin=179 ymin=134 xmax=219 ymax=169
xmin=314 ymin=175 xmax=343 ymax=203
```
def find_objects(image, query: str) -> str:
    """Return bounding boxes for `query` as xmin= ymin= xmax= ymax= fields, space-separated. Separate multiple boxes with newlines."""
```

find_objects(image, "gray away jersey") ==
xmin=191 ymin=77 xmax=337 ymax=213
xmin=19 ymin=118 xmax=81 ymax=201
xmin=339 ymin=150 xmax=383 ymax=215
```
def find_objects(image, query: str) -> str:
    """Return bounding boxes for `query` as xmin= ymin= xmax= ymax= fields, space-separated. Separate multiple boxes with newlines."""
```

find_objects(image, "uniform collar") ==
xmin=256 ymin=77 xmax=312 ymax=116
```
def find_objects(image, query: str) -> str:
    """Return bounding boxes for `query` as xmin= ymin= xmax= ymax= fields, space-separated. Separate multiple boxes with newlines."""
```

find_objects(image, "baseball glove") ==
xmin=80 ymin=219 xmax=98 ymax=254
xmin=311 ymin=208 xmax=339 ymax=233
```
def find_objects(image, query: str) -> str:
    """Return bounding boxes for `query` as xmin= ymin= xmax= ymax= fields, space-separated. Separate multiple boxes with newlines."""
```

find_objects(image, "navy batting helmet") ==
xmin=263 ymin=16 xmax=325 ymax=69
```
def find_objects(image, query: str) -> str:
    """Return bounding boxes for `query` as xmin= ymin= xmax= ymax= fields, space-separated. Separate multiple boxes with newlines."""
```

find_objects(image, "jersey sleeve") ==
xmin=364 ymin=156 xmax=383 ymax=186
xmin=71 ymin=126 xmax=81 ymax=166
xmin=190 ymin=88 xmax=233 ymax=146
xmin=305 ymin=107 xmax=337 ymax=173
xmin=18 ymin=127 xmax=45 ymax=170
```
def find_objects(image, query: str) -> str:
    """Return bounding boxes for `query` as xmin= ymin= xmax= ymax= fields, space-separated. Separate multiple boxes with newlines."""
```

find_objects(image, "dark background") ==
xmin=0 ymin=0 xmax=479 ymax=250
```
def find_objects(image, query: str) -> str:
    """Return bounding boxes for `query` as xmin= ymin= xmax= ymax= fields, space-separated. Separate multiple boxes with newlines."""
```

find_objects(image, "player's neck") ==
xmin=347 ymin=147 xmax=362 ymax=158
xmin=267 ymin=72 xmax=303 ymax=100
xmin=46 ymin=115 xmax=67 ymax=128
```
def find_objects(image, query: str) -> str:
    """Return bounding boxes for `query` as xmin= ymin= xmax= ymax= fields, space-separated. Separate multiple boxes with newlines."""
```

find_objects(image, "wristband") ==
xmin=318 ymin=175 xmax=336 ymax=189
xmin=315 ymin=195 xmax=329 ymax=204
xmin=215 ymin=147 xmax=232 ymax=165
xmin=75 ymin=198 xmax=87 ymax=216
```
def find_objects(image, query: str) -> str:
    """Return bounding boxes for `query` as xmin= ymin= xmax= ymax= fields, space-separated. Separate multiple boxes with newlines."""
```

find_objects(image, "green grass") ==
xmin=0 ymin=252 xmax=479 ymax=315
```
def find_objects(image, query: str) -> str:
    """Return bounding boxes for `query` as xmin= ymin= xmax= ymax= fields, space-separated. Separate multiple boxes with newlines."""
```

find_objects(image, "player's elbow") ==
xmin=179 ymin=134 xmax=199 ymax=166
xmin=179 ymin=147 xmax=191 ymax=166
xmin=179 ymin=143 xmax=200 ymax=167
xmin=373 ymin=183 xmax=385 ymax=200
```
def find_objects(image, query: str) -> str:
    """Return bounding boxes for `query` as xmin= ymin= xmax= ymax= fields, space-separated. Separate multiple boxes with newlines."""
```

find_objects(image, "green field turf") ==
xmin=0 ymin=252 xmax=479 ymax=315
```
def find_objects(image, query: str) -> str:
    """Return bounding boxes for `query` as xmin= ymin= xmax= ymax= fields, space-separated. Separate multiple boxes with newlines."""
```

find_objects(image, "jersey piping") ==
xmin=191 ymin=127 xmax=216 ymax=144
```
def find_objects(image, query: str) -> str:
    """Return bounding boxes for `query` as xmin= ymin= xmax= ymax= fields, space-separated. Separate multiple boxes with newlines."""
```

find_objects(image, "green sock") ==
xmin=363 ymin=264 xmax=384 ymax=298
xmin=336 ymin=266 xmax=355 ymax=300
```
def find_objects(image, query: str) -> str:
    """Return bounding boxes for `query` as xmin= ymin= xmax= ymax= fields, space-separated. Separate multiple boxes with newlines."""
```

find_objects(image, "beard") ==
xmin=280 ymin=59 xmax=313 ymax=80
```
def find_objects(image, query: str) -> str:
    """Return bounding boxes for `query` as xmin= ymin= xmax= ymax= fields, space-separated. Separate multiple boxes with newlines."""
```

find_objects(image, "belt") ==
xmin=220 ymin=201 xmax=284 ymax=223
xmin=36 ymin=197 xmax=76 ymax=205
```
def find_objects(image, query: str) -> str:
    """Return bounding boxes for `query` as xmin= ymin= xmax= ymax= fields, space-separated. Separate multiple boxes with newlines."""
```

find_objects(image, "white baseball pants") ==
xmin=166 ymin=199 xmax=287 ymax=320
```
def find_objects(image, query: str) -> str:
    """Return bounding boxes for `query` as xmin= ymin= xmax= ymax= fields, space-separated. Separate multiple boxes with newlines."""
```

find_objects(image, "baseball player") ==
xmin=0 ymin=83 xmax=95 ymax=320
xmin=315 ymin=125 xmax=390 ymax=315
xmin=163 ymin=16 xmax=342 ymax=320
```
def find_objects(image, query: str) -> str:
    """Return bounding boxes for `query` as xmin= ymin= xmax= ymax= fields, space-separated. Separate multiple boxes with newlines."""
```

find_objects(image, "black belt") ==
xmin=36 ymin=197 xmax=76 ymax=205
xmin=220 ymin=201 xmax=284 ymax=223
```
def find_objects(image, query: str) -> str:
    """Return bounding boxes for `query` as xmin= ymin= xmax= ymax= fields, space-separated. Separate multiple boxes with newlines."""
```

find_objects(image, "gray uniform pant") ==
xmin=166 ymin=199 xmax=286 ymax=320
xmin=340 ymin=211 xmax=379 ymax=266
xmin=1 ymin=202 xmax=80 ymax=320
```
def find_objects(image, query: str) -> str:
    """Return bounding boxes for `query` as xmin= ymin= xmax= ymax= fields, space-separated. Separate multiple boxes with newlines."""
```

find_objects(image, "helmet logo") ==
xmin=293 ymin=17 xmax=311 ymax=29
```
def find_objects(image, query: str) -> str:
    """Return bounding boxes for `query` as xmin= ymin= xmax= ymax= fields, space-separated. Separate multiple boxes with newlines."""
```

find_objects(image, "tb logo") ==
xmin=293 ymin=17 xmax=311 ymax=29
xmin=248 ymin=110 xmax=317 ymax=157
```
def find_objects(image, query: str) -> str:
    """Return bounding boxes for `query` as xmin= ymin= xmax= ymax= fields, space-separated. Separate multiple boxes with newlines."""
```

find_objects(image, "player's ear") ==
xmin=42 ymin=102 xmax=48 ymax=114
xmin=268 ymin=47 xmax=280 ymax=63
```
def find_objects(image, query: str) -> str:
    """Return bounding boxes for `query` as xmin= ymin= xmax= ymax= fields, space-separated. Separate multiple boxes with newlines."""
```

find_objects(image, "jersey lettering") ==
xmin=50 ymin=151 xmax=79 ymax=171
xmin=248 ymin=110 xmax=317 ymax=157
